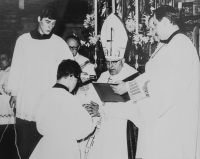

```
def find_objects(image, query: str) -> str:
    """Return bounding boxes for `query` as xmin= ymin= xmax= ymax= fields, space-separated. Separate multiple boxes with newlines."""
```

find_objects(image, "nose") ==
xmin=107 ymin=62 xmax=114 ymax=68
xmin=49 ymin=23 xmax=53 ymax=30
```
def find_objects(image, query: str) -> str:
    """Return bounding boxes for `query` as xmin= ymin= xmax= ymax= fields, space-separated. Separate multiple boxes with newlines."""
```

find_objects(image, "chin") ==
xmin=109 ymin=70 xmax=115 ymax=75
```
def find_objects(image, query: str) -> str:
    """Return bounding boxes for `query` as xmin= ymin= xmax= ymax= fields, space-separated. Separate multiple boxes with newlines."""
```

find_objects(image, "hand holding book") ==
xmin=92 ymin=72 xmax=145 ymax=103
xmin=110 ymin=72 xmax=148 ymax=102
xmin=110 ymin=81 xmax=127 ymax=95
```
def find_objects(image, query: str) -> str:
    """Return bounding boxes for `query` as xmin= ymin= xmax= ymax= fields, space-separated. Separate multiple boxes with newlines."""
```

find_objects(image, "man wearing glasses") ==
xmin=85 ymin=50 xmax=138 ymax=159
xmin=65 ymin=35 xmax=96 ymax=104
xmin=107 ymin=6 xmax=200 ymax=159
xmin=85 ymin=13 xmax=138 ymax=159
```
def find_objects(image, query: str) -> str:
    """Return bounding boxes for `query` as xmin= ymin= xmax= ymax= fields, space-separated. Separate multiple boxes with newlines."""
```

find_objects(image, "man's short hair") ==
xmin=65 ymin=35 xmax=81 ymax=46
xmin=57 ymin=59 xmax=82 ymax=80
xmin=39 ymin=2 xmax=58 ymax=20
xmin=154 ymin=5 xmax=180 ymax=26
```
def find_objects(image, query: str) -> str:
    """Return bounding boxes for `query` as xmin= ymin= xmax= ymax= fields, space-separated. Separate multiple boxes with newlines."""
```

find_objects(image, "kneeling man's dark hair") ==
xmin=57 ymin=59 xmax=82 ymax=80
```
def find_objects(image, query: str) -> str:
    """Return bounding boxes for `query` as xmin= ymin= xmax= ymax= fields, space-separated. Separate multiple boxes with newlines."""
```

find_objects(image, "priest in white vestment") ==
xmin=84 ymin=13 xmax=138 ymax=159
xmin=106 ymin=6 xmax=200 ymax=159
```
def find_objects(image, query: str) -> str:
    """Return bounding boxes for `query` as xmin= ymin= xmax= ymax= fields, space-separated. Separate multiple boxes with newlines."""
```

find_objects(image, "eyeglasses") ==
xmin=105 ymin=59 xmax=121 ymax=66
xmin=69 ymin=46 xmax=79 ymax=51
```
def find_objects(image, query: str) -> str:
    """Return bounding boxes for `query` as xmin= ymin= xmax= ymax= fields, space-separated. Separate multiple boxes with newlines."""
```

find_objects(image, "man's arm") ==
xmin=7 ymin=36 xmax=24 ymax=105
xmin=102 ymin=101 xmax=141 ymax=127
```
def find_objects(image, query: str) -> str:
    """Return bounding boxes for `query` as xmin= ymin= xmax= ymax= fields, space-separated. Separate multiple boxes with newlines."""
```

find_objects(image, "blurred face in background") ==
xmin=106 ymin=58 xmax=125 ymax=76
xmin=38 ymin=16 xmax=56 ymax=35
xmin=0 ymin=54 xmax=11 ymax=70
xmin=66 ymin=39 xmax=80 ymax=57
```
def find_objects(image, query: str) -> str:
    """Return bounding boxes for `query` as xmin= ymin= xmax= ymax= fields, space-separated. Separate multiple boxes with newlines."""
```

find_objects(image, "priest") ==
xmin=84 ymin=13 xmax=138 ymax=159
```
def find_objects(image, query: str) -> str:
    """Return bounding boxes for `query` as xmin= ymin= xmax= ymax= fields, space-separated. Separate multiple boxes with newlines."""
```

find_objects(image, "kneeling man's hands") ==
xmin=83 ymin=101 xmax=100 ymax=117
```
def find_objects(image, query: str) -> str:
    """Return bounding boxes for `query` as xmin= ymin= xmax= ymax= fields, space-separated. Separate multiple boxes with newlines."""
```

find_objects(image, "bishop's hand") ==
xmin=110 ymin=80 xmax=127 ymax=95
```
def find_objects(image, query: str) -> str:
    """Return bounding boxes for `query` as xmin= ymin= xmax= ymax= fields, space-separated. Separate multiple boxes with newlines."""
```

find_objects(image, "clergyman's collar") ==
xmin=53 ymin=83 xmax=69 ymax=92
xmin=30 ymin=29 xmax=53 ymax=40
xmin=161 ymin=30 xmax=182 ymax=44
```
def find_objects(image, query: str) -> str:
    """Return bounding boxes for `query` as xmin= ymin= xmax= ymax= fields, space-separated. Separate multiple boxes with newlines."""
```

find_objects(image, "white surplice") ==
xmin=103 ymin=33 xmax=200 ymax=159
xmin=7 ymin=33 xmax=73 ymax=121
xmin=86 ymin=63 xmax=138 ymax=159
xmin=29 ymin=87 xmax=93 ymax=159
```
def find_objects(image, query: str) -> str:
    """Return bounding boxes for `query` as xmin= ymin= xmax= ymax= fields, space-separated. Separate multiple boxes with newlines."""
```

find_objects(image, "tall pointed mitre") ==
xmin=101 ymin=13 xmax=128 ymax=60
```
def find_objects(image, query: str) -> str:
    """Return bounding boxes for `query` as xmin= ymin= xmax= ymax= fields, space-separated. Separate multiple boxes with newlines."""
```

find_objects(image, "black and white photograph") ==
xmin=0 ymin=0 xmax=200 ymax=159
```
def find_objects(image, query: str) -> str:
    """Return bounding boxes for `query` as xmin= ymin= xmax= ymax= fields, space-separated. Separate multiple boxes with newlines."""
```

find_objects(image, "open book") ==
xmin=92 ymin=72 xmax=143 ymax=102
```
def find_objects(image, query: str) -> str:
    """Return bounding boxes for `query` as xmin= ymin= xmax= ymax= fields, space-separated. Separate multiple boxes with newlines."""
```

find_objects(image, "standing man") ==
xmin=85 ymin=13 xmax=138 ymax=159
xmin=65 ymin=35 xmax=96 ymax=104
xmin=108 ymin=5 xmax=200 ymax=159
xmin=8 ymin=3 xmax=73 ymax=159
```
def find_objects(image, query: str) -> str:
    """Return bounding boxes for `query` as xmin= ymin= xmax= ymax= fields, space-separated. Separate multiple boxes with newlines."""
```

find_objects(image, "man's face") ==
xmin=0 ymin=54 xmax=11 ymax=70
xmin=66 ymin=39 xmax=79 ymax=57
xmin=153 ymin=14 xmax=165 ymax=40
xmin=106 ymin=58 xmax=125 ymax=76
xmin=38 ymin=17 xmax=56 ymax=35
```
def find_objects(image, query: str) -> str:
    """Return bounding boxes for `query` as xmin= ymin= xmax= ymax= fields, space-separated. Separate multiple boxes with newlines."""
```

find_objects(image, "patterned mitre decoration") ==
xmin=101 ymin=13 xmax=128 ymax=60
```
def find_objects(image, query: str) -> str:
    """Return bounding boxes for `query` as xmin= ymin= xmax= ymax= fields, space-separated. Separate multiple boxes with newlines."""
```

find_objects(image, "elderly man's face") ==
xmin=66 ymin=39 xmax=79 ymax=57
xmin=0 ymin=54 xmax=11 ymax=70
xmin=106 ymin=58 xmax=125 ymax=75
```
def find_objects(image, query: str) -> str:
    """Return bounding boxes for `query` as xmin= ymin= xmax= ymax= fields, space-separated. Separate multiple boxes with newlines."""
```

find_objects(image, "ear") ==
xmin=38 ymin=16 xmax=41 ymax=22
xmin=69 ymin=75 xmax=74 ymax=80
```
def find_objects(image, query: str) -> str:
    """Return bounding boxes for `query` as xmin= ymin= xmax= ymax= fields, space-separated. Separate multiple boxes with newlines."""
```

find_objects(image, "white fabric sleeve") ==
xmin=102 ymin=101 xmax=141 ymax=127
xmin=75 ymin=100 xmax=93 ymax=140
xmin=7 ymin=37 xmax=24 ymax=96
xmin=58 ymin=39 xmax=74 ymax=61
xmin=50 ymin=39 xmax=74 ymax=86
xmin=146 ymin=43 xmax=193 ymax=118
